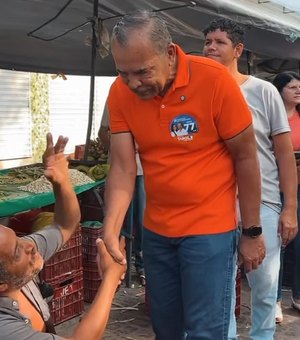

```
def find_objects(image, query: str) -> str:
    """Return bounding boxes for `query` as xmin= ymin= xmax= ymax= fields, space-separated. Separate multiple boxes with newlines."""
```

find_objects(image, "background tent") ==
xmin=1 ymin=0 xmax=299 ymax=159
xmin=0 ymin=0 xmax=299 ymax=77
xmin=1 ymin=1 xmax=299 ymax=281
xmin=1 ymin=0 xmax=299 ymax=160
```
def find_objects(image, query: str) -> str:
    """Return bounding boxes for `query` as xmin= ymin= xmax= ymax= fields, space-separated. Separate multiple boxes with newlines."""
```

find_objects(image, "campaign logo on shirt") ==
xmin=170 ymin=114 xmax=198 ymax=141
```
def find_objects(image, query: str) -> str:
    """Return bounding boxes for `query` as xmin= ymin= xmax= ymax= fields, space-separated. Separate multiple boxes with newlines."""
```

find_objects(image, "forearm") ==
xmin=67 ymin=273 xmax=119 ymax=340
xmin=276 ymin=149 xmax=298 ymax=244
xmin=236 ymin=157 xmax=261 ymax=227
xmin=278 ymin=156 xmax=298 ymax=210
xmin=53 ymin=180 xmax=81 ymax=236
xmin=274 ymin=133 xmax=298 ymax=210
xmin=103 ymin=168 xmax=136 ymax=236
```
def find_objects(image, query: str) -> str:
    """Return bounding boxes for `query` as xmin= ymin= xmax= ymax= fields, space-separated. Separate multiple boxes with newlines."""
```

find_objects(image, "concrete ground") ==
xmin=56 ymin=275 xmax=300 ymax=339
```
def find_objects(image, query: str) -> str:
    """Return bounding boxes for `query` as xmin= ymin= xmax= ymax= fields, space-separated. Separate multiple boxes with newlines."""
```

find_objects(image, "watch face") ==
xmin=250 ymin=226 xmax=262 ymax=237
xmin=243 ymin=226 xmax=262 ymax=237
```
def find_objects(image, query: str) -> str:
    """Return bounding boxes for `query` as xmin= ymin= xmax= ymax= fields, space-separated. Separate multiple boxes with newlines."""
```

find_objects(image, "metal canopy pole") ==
xmin=83 ymin=0 xmax=99 ymax=160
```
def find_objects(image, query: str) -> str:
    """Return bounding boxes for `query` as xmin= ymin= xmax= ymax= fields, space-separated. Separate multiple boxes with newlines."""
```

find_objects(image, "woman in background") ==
xmin=273 ymin=71 xmax=300 ymax=323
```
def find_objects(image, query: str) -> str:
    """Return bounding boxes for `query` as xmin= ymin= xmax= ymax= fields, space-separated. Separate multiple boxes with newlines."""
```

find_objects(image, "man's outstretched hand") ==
xmin=96 ymin=236 xmax=127 ymax=285
xmin=42 ymin=132 xmax=69 ymax=184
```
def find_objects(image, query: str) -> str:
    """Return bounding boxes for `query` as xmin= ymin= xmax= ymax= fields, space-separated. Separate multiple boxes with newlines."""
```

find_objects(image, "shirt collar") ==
xmin=0 ymin=296 xmax=19 ymax=310
xmin=171 ymin=44 xmax=190 ymax=91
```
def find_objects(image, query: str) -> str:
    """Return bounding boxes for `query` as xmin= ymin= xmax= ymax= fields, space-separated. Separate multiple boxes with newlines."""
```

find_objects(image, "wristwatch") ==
xmin=242 ymin=225 xmax=262 ymax=238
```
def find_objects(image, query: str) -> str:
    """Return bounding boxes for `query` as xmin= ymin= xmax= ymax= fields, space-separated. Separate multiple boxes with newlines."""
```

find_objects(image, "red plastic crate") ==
xmin=83 ymin=263 xmax=102 ymax=303
xmin=8 ymin=208 xmax=46 ymax=234
xmin=74 ymin=144 xmax=85 ymax=160
xmin=41 ymin=227 xmax=82 ymax=281
xmin=82 ymin=225 xmax=103 ymax=264
xmin=49 ymin=269 xmax=84 ymax=325
xmin=80 ymin=205 xmax=104 ymax=223
xmin=79 ymin=186 xmax=105 ymax=223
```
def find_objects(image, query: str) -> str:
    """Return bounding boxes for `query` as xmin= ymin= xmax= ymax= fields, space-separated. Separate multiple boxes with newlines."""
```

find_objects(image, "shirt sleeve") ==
xmin=23 ymin=225 xmax=63 ymax=262
xmin=0 ymin=314 xmax=62 ymax=340
xmin=213 ymin=69 xmax=252 ymax=140
xmin=107 ymin=79 xmax=131 ymax=133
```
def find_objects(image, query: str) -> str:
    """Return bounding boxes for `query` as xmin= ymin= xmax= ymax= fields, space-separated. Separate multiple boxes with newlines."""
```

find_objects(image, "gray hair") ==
xmin=112 ymin=10 xmax=172 ymax=54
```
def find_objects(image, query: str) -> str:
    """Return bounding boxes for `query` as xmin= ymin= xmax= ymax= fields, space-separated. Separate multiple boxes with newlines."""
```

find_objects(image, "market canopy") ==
xmin=0 ymin=0 xmax=299 ymax=77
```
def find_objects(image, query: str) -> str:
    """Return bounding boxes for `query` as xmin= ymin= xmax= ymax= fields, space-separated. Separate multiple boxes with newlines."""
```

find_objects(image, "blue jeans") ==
xmin=143 ymin=228 xmax=236 ymax=340
xmin=228 ymin=204 xmax=281 ymax=340
xmin=277 ymin=185 xmax=300 ymax=300
xmin=132 ymin=175 xmax=146 ymax=274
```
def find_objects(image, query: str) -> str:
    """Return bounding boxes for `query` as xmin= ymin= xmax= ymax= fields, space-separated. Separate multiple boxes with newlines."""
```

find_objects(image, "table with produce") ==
xmin=0 ymin=139 xmax=109 ymax=217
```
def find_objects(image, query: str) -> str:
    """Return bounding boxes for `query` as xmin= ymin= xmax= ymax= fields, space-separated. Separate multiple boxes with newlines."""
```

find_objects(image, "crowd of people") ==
xmin=202 ymin=18 xmax=298 ymax=339
xmin=0 ymin=9 xmax=299 ymax=340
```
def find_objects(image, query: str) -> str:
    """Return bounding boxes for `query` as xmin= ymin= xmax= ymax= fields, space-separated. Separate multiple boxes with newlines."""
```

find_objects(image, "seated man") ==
xmin=0 ymin=132 xmax=126 ymax=340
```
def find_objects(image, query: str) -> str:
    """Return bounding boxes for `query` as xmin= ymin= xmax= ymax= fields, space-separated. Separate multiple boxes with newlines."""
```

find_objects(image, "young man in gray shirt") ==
xmin=203 ymin=18 xmax=298 ymax=340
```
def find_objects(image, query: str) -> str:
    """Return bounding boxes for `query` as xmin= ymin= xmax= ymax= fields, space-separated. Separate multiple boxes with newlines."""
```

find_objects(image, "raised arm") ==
xmin=43 ymin=132 xmax=81 ymax=244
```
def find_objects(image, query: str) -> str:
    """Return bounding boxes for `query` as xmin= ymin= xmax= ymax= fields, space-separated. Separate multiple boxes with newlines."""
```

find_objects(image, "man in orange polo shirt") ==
xmin=102 ymin=10 xmax=265 ymax=340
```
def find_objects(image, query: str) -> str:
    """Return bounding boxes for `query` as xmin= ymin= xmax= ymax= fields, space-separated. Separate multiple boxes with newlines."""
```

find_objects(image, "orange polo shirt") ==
xmin=108 ymin=45 xmax=252 ymax=237
xmin=288 ymin=111 xmax=300 ymax=150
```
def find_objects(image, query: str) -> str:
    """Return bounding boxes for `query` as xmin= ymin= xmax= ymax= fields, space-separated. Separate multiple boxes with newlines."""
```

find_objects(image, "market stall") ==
xmin=0 ymin=164 xmax=106 ymax=217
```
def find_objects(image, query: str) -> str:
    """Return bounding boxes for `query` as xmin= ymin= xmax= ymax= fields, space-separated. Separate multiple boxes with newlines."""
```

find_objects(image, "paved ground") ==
xmin=56 ymin=274 xmax=300 ymax=339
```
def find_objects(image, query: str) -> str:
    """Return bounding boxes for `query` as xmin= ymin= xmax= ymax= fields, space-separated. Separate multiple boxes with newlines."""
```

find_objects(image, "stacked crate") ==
xmin=79 ymin=186 xmax=105 ymax=223
xmin=41 ymin=227 xmax=84 ymax=325
xmin=81 ymin=222 xmax=103 ymax=303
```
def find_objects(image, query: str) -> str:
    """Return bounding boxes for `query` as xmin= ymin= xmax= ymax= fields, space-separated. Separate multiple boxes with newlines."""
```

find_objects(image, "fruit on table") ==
xmin=75 ymin=165 xmax=90 ymax=175
xmin=87 ymin=138 xmax=108 ymax=161
xmin=87 ymin=164 xmax=110 ymax=180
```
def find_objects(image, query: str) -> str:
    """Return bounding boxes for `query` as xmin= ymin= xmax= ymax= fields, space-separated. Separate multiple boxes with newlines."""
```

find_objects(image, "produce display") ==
xmin=87 ymin=138 xmax=108 ymax=162
xmin=0 ymin=191 xmax=9 ymax=201
xmin=0 ymin=158 xmax=109 ymax=202
xmin=74 ymin=163 xmax=110 ymax=181
xmin=0 ymin=165 xmax=45 ymax=201
xmin=19 ymin=169 xmax=94 ymax=194
xmin=0 ymin=165 xmax=44 ymax=185
xmin=71 ymin=138 xmax=110 ymax=181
